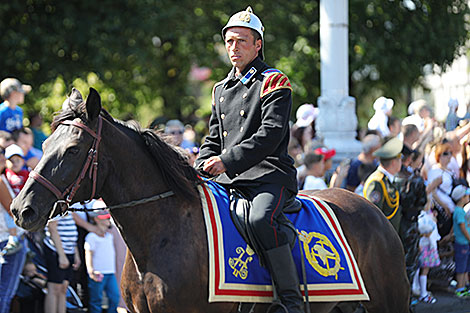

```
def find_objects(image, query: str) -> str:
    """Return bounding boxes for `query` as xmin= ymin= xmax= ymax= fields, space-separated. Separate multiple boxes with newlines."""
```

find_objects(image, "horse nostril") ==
xmin=21 ymin=206 xmax=38 ymax=223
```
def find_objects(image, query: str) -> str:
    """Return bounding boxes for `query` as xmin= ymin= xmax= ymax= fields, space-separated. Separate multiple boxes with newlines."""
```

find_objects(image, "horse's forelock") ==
xmin=51 ymin=101 xmax=89 ymax=131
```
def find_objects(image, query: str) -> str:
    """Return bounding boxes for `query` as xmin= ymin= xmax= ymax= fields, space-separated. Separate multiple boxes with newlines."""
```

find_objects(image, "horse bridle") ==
xmin=29 ymin=116 xmax=103 ymax=219
xmin=28 ymin=114 xmax=177 ymax=219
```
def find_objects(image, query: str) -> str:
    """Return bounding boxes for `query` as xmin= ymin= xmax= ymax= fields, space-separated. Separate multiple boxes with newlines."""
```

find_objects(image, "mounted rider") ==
xmin=195 ymin=6 xmax=303 ymax=313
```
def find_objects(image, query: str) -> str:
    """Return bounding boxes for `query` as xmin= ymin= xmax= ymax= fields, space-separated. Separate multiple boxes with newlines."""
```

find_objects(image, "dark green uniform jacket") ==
xmin=195 ymin=57 xmax=297 ymax=193
xmin=364 ymin=169 xmax=401 ymax=232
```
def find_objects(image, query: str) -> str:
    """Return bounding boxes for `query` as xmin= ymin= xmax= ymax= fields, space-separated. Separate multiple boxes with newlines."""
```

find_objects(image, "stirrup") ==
xmin=266 ymin=279 xmax=289 ymax=313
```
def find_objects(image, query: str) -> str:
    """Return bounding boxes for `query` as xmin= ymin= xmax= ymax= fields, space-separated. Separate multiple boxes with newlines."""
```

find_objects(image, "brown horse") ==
xmin=11 ymin=88 xmax=409 ymax=313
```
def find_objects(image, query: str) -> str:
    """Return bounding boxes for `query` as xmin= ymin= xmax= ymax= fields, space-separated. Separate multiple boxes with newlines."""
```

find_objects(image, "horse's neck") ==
xmin=99 ymin=125 xmax=167 ymax=204
xmin=98 ymin=126 xmax=188 ymax=272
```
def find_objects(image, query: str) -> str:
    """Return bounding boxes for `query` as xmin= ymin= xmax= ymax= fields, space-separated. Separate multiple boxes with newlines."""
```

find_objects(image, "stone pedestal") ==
xmin=316 ymin=95 xmax=362 ymax=161
xmin=316 ymin=0 xmax=361 ymax=161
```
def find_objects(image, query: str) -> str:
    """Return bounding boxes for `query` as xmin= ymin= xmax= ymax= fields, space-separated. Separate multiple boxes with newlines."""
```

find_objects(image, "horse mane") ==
xmin=52 ymin=105 xmax=202 ymax=203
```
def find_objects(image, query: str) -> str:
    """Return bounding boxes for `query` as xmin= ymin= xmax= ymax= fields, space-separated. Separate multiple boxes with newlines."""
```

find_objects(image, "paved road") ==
xmin=414 ymin=290 xmax=470 ymax=313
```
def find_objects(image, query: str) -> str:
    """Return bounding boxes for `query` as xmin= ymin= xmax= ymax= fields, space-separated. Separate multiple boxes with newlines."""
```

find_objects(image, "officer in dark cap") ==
xmin=195 ymin=6 xmax=302 ymax=313
xmin=364 ymin=137 xmax=403 ymax=232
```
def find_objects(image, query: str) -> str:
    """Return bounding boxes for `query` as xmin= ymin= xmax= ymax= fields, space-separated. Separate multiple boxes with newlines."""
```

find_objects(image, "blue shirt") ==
xmin=346 ymin=158 xmax=379 ymax=189
xmin=31 ymin=127 xmax=48 ymax=150
xmin=0 ymin=102 xmax=23 ymax=132
xmin=453 ymin=206 xmax=470 ymax=245
xmin=446 ymin=112 xmax=461 ymax=131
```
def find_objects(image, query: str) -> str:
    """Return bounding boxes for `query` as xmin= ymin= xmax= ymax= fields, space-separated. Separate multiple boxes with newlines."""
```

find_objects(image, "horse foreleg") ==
xmin=121 ymin=252 xmax=151 ymax=313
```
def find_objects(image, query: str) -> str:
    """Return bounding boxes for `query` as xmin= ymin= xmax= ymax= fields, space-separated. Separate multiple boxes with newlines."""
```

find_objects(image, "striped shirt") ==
xmin=44 ymin=213 xmax=78 ymax=255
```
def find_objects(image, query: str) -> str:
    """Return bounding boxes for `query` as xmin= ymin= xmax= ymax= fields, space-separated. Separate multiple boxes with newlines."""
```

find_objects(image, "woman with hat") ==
xmin=367 ymin=96 xmax=394 ymax=137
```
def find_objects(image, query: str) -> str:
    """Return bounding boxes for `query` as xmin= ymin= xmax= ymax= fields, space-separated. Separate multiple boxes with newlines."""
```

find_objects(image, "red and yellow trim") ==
xmin=260 ymin=72 xmax=292 ymax=98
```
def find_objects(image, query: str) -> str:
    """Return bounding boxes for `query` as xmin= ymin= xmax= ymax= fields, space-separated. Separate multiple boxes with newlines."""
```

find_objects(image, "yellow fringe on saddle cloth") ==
xmin=198 ymin=181 xmax=369 ymax=303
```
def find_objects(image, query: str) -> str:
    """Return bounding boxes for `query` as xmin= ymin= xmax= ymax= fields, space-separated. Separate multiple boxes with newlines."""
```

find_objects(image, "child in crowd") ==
xmin=14 ymin=258 xmax=47 ymax=313
xmin=5 ymin=143 xmax=29 ymax=195
xmin=43 ymin=211 xmax=80 ymax=313
xmin=417 ymin=200 xmax=441 ymax=304
xmin=84 ymin=210 xmax=120 ymax=313
xmin=452 ymin=185 xmax=470 ymax=297
xmin=0 ymin=144 xmax=28 ymax=255
xmin=301 ymin=152 xmax=326 ymax=190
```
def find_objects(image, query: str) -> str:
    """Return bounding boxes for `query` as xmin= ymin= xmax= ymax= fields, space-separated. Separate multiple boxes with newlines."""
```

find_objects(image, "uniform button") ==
xmin=220 ymin=96 xmax=224 ymax=103
xmin=223 ymin=131 xmax=228 ymax=137
xmin=240 ymin=109 xmax=245 ymax=116
xmin=240 ymin=127 xmax=244 ymax=132
xmin=242 ymin=93 xmax=248 ymax=99
xmin=222 ymin=149 xmax=227 ymax=154
xmin=221 ymin=114 xmax=225 ymax=120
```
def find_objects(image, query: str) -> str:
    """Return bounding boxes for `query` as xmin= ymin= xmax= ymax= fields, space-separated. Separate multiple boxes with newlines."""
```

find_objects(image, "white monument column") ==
xmin=316 ymin=0 xmax=361 ymax=160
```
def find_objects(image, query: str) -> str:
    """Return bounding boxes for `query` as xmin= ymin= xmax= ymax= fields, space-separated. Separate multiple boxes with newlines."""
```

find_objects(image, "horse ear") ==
xmin=62 ymin=88 xmax=83 ymax=111
xmin=85 ymin=87 xmax=102 ymax=120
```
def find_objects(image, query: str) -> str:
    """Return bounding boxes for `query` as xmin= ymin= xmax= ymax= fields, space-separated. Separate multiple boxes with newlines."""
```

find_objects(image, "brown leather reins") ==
xmin=28 ymin=115 xmax=176 ymax=219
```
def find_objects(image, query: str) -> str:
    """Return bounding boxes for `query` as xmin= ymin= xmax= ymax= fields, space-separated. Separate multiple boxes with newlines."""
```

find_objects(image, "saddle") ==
xmin=229 ymin=188 xmax=302 ymax=266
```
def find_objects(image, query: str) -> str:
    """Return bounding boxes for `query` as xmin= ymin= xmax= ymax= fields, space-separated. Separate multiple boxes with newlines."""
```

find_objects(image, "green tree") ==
xmin=350 ymin=0 xmax=469 ymax=124
xmin=1 ymin=1 xmax=468 ymax=127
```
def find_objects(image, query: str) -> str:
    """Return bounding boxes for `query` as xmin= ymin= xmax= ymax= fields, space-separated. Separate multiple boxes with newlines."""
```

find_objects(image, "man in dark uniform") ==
xmin=195 ymin=7 xmax=303 ymax=313
xmin=364 ymin=137 xmax=403 ymax=232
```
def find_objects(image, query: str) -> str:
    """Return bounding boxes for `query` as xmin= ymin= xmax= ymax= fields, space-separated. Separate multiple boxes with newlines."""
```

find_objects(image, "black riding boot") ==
xmin=265 ymin=244 xmax=305 ymax=313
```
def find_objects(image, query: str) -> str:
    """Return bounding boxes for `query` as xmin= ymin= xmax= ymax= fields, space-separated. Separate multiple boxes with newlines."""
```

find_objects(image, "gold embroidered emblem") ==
xmin=298 ymin=230 xmax=344 ymax=279
xmin=228 ymin=245 xmax=255 ymax=280
xmin=235 ymin=11 xmax=251 ymax=23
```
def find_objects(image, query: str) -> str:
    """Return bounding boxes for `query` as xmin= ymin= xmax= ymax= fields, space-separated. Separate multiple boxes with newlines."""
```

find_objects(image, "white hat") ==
xmin=418 ymin=219 xmax=434 ymax=235
xmin=295 ymin=104 xmax=319 ymax=128
xmin=0 ymin=78 xmax=31 ymax=100
xmin=464 ymin=202 xmax=470 ymax=219
xmin=5 ymin=144 xmax=24 ymax=159
xmin=407 ymin=99 xmax=426 ymax=115
xmin=451 ymin=185 xmax=470 ymax=202
xmin=373 ymin=96 xmax=394 ymax=112
xmin=222 ymin=6 xmax=265 ymax=59
xmin=417 ymin=211 xmax=436 ymax=235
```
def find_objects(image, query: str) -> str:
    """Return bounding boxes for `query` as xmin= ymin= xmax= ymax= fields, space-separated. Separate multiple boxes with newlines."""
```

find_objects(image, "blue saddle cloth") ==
xmin=198 ymin=180 xmax=369 ymax=303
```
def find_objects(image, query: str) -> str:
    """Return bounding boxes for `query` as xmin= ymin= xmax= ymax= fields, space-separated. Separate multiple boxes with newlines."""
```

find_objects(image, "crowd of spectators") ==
xmin=283 ymin=96 xmax=470 ymax=306
xmin=0 ymin=78 xmax=127 ymax=313
xmin=3 ymin=74 xmax=470 ymax=311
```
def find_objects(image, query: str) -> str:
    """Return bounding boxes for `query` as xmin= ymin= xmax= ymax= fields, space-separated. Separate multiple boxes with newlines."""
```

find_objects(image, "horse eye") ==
xmin=67 ymin=147 xmax=80 ymax=155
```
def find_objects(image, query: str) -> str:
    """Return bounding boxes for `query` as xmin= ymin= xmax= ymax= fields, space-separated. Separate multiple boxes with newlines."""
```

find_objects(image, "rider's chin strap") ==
xmin=29 ymin=116 xmax=103 ymax=217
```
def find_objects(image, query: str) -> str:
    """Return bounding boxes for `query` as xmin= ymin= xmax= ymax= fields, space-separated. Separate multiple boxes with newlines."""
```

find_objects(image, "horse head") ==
xmin=11 ymin=87 xmax=107 ymax=231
